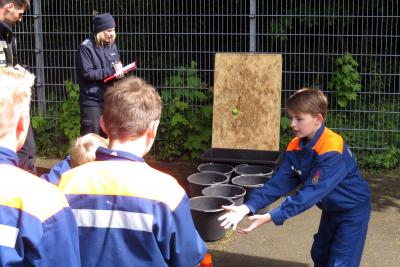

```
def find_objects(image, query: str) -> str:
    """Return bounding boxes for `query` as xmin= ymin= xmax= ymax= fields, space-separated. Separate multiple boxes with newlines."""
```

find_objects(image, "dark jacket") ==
xmin=76 ymin=35 xmax=120 ymax=107
xmin=0 ymin=21 xmax=16 ymax=67
xmin=0 ymin=20 xmax=36 ymax=174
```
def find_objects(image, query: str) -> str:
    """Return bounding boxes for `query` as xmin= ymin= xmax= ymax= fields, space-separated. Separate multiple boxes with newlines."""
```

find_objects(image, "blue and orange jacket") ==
xmin=245 ymin=125 xmax=371 ymax=225
xmin=58 ymin=147 xmax=207 ymax=267
xmin=40 ymin=155 xmax=72 ymax=185
xmin=0 ymin=147 xmax=80 ymax=266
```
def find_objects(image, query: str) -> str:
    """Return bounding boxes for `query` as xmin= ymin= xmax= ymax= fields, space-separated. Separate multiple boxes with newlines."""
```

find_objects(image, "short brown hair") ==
xmin=69 ymin=133 xmax=108 ymax=167
xmin=0 ymin=0 xmax=30 ymax=9
xmin=103 ymin=77 xmax=162 ymax=140
xmin=285 ymin=88 xmax=328 ymax=119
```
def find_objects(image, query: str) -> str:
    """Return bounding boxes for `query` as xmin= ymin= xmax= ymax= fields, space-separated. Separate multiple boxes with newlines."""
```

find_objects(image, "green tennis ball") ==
xmin=231 ymin=107 xmax=239 ymax=116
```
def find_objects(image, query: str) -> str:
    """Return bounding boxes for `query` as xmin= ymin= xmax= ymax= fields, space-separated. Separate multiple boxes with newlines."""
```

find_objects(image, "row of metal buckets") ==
xmin=188 ymin=163 xmax=274 ymax=242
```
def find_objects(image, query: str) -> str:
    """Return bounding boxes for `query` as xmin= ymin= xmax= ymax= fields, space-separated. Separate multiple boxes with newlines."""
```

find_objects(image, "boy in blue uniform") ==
xmin=0 ymin=67 xmax=80 ymax=266
xmin=40 ymin=133 xmax=108 ymax=185
xmin=58 ymin=77 xmax=207 ymax=266
xmin=219 ymin=88 xmax=371 ymax=267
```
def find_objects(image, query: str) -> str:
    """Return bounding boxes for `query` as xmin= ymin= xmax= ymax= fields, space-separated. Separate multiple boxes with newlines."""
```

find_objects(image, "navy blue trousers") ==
xmin=80 ymin=106 xmax=105 ymax=136
xmin=311 ymin=201 xmax=371 ymax=267
xmin=17 ymin=122 xmax=36 ymax=174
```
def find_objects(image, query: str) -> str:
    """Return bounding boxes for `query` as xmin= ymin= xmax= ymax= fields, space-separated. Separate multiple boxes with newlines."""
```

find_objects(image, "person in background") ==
xmin=0 ymin=67 xmax=80 ymax=266
xmin=0 ymin=0 xmax=37 ymax=174
xmin=40 ymin=133 xmax=108 ymax=185
xmin=76 ymin=12 xmax=124 ymax=136
xmin=219 ymin=88 xmax=371 ymax=267
xmin=58 ymin=76 xmax=207 ymax=267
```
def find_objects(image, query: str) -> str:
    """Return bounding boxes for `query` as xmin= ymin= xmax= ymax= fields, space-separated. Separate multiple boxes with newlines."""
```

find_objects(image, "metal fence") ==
xmin=15 ymin=0 xmax=400 ymax=154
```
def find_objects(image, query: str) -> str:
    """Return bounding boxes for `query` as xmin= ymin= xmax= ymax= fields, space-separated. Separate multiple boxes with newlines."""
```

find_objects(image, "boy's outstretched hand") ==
xmin=218 ymin=205 xmax=250 ymax=230
xmin=237 ymin=213 xmax=272 ymax=234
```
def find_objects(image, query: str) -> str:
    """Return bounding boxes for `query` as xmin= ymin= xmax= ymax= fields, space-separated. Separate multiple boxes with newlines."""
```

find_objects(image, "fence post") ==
xmin=249 ymin=0 xmax=257 ymax=52
xmin=33 ymin=0 xmax=45 ymax=114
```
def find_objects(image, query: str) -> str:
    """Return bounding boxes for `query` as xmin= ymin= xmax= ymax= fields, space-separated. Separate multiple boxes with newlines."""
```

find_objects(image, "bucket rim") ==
xmin=231 ymin=175 xmax=268 ymax=188
xmin=187 ymin=171 xmax=229 ymax=185
xmin=189 ymin=196 xmax=234 ymax=212
xmin=234 ymin=164 xmax=274 ymax=176
xmin=201 ymin=184 xmax=246 ymax=199
xmin=197 ymin=162 xmax=234 ymax=174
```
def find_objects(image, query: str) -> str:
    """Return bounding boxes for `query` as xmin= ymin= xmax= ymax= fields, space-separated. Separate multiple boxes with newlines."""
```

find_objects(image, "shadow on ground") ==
xmin=362 ymin=171 xmax=400 ymax=212
xmin=207 ymin=250 xmax=308 ymax=267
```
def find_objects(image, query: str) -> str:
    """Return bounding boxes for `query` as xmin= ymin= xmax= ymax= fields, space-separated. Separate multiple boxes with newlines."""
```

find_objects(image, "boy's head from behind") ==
xmin=0 ymin=67 xmax=35 ymax=150
xmin=69 ymin=133 xmax=108 ymax=167
xmin=285 ymin=88 xmax=328 ymax=120
xmin=102 ymin=77 xmax=162 ymax=142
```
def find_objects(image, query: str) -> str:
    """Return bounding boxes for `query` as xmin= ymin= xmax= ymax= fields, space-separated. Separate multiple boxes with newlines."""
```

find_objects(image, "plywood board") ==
xmin=212 ymin=53 xmax=282 ymax=150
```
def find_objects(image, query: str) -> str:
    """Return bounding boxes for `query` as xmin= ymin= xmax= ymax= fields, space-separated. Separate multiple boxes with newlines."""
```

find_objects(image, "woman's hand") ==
xmin=237 ymin=213 xmax=272 ymax=234
xmin=113 ymin=62 xmax=124 ymax=79
xmin=218 ymin=205 xmax=250 ymax=230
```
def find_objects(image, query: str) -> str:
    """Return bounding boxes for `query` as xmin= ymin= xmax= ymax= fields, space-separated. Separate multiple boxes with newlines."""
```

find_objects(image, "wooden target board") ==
xmin=212 ymin=53 xmax=282 ymax=150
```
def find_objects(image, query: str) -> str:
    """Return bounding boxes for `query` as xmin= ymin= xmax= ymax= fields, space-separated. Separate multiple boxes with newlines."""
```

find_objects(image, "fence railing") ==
xmin=14 ymin=0 xmax=400 ymax=155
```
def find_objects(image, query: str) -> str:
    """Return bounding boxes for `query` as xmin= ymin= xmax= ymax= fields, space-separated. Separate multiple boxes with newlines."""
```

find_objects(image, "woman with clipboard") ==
xmin=76 ymin=12 xmax=125 ymax=136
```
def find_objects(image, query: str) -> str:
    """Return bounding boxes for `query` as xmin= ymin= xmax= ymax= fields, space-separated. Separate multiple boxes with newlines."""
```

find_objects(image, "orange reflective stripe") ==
xmin=287 ymin=137 xmax=301 ymax=151
xmin=313 ymin=128 xmax=343 ymax=155
xmin=59 ymin=161 xmax=185 ymax=211
xmin=0 ymin=165 xmax=69 ymax=222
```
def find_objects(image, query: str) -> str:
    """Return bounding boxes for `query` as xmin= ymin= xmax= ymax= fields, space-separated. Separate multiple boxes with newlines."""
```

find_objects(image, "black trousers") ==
xmin=17 ymin=122 xmax=37 ymax=174
xmin=80 ymin=105 xmax=105 ymax=137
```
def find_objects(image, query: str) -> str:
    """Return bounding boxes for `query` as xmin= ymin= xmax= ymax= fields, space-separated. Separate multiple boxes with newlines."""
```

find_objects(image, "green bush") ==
xmin=328 ymin=53 xmax=361 ymax=108
xmin=32 ymin=80 xmax=80 ymax=157
xmin=157 ymin=61 xmax=212 ymax=160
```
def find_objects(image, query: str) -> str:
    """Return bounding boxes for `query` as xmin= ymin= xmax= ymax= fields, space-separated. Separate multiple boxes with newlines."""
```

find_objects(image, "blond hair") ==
xmin=95 ymin=31 xmax=116 ymax=47
xmin=103 ymin=77 xmax=162 ymax=141
xmin=0 ymin=67 xmax=35 ymax=139
xmin=285 ymin=88 xmax=328 ymax=120
xmin=69 ymin=133 xmax=108 ymax=167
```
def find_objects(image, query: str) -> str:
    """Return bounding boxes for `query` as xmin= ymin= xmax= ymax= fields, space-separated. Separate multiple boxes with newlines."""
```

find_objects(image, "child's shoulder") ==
xmin=314 ymin=128 xmax=344 ymax=155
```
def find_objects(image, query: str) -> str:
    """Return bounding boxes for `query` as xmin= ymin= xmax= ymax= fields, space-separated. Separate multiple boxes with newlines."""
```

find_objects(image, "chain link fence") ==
xmin=14 ymin=0 xmax=400 ymax=155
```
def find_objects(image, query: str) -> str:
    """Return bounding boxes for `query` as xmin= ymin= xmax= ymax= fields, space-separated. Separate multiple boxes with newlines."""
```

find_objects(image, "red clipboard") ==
xmin=103 ymin=62 xmax=137 ymax=83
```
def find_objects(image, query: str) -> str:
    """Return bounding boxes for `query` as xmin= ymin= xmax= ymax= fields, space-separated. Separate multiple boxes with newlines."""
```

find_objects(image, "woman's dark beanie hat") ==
xmin=93 ymin=13 xmax=116 ymax=33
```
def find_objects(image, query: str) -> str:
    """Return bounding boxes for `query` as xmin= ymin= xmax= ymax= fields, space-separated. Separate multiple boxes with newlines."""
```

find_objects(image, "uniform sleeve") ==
xmin=76 ymin=44 xmax=114 ymax=81
xmin=269 ymin=151 xmax=347 ymax=225
xmin=35 ymin=207 xmax=81 ymax=266
xmin=159 ymin=194 xmax=207 ymax=267
xmin=245 ymin=152 xmax=301 ymax=214
xmin=39 ymin=156 xmax=72 ymax=185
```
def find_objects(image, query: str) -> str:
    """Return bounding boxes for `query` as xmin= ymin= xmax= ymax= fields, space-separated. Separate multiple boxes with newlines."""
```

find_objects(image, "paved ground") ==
xmin=36 ymin=158 xmax=400 ymax=267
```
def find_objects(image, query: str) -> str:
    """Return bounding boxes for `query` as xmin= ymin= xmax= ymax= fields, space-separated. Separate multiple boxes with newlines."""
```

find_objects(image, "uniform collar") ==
xmin=0 ymin=146 xmax=19 ymax=166
xmin=95 ymin=146 xmax=145 ymax=163
xmin=299 ymin=124 xmax=325 ymax=150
